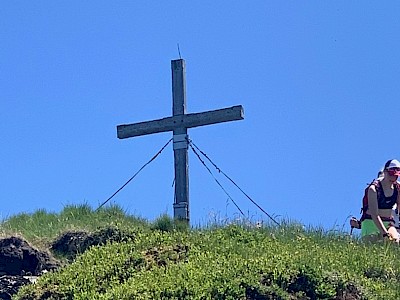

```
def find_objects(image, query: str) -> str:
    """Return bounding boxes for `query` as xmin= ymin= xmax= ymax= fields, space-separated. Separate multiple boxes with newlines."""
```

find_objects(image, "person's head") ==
xmin=383 ymin=159 xmax=400 ymax=182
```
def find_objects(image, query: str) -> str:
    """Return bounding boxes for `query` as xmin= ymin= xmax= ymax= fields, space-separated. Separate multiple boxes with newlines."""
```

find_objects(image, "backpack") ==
xmin=360 ymin=180 xmax=380 ymax=223
xmin=350 ymin=180 xmax=375 ymax=231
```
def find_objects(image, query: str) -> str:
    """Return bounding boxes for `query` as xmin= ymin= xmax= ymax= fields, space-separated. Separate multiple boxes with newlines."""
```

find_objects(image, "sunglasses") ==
xmin=387 ymin=168 xmax=400 ymax=176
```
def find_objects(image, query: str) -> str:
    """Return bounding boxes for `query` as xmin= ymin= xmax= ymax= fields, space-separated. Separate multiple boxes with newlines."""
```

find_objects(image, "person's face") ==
xmin=385 ymin=167 xmax=400 ymax=182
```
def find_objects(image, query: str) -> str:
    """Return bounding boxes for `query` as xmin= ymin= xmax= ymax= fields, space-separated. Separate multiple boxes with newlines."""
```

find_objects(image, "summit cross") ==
xmin=117 ymin=59 xmax=244 ymax=223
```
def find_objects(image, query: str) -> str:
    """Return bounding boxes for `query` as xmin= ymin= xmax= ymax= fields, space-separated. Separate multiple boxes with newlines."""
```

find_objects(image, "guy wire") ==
xmin=96 ymin=138 xmax=173 ymax=211
xmin=189 ymin=140 xmax=280 ymax=226
xmin=188 ymin=140 xmax=245 ymax=217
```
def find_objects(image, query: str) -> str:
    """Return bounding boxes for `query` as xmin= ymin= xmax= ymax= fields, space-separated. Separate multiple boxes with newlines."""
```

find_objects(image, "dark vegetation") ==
xmin=0 ymin=204 xmax=398 ymax=299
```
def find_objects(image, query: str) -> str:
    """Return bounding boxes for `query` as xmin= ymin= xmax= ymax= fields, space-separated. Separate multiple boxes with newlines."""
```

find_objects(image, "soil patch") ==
xmin=50 ymin=226 xmax=136 ymax=260
xmin=0 ymin=236 xmax=59 ymax=276
xmin=0 ymin=275 xmax=31 ymax=300
xmin=0 ymin=236 xmax=61 ymax=299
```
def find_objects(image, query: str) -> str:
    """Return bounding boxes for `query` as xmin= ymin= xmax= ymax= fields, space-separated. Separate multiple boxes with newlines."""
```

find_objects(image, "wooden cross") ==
xmin=117 ymin=59 xmax=244 ymax=223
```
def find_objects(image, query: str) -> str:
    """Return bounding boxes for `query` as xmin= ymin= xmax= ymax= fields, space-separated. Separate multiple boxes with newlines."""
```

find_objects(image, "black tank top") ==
xmin=376 ymin=181 xmax=398 ymax=209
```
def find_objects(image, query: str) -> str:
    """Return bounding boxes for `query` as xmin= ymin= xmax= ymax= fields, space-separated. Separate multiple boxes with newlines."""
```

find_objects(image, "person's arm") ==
xmin=395 ymin=186 xmax=400 ymax=232
xmin=367 ymin=185 xmax=389 ymax=237
xmin=396 ymin=185 xmax=400 ymax=217
xmin=390 ymin=191 xmax=400 ymax=242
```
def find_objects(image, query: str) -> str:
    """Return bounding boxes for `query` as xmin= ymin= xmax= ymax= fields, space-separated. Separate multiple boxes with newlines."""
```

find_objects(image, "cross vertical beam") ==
xmin=171 ymin=59 xmax=189 ymax=221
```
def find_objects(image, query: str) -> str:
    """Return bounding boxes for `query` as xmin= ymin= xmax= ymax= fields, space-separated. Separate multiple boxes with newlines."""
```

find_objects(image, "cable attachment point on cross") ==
xmin=188 ymin=139 xmax=280 ymax=227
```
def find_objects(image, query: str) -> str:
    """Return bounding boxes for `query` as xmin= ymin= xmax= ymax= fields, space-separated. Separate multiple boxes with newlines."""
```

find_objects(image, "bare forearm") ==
xmin=371 ymin=215 xmax=388 ymax=235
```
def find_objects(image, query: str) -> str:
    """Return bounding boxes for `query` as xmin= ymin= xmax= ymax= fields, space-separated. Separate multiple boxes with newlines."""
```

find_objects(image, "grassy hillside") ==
xmin=1 ymin=204 xmax=399 ymax=299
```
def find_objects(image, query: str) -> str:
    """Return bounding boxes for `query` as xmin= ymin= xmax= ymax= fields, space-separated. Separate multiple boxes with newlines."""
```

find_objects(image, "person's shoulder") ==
xmin=368 ymin=180 xmax=380 ymax=192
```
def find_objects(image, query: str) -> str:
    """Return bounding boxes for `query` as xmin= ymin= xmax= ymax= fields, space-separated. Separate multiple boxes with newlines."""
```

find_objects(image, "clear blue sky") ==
xmin=2 ymin=2 xmax=400 ymax=229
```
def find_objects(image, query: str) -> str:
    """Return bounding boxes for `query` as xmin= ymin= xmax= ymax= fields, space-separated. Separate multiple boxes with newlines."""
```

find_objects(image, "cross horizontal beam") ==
xmin=117 ymin=105 xmax=244 ymax=139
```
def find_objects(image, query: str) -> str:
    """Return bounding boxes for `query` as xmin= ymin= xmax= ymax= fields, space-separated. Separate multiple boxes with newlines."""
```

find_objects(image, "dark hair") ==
xmin=384 ymin=159 xmax=394 ymax=169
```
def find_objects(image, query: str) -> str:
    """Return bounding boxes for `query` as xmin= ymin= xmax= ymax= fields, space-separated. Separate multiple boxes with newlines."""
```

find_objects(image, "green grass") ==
xmin=1 ymin=204 xmax=400 ymax=299
xmin=0 ymin=204 xmax=147 ymax=238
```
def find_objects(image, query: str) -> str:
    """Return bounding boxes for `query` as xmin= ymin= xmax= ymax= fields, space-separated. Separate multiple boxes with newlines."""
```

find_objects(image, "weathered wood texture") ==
xmin=171 ymin=59 xmax=189 ymax=220
xmin=117 ymin=105 xmax=244 ymax=139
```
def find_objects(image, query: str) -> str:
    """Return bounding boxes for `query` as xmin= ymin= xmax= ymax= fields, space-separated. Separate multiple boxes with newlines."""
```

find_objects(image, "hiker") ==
xmin=350 ymin=170 xmax=383 ymax=231
xmin=361 ymin=159 xmax=400 ymax=242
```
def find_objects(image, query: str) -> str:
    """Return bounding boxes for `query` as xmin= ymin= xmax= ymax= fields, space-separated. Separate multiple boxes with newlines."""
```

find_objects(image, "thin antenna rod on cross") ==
xmin=177 ymin=44 xmax=182 ymax=59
